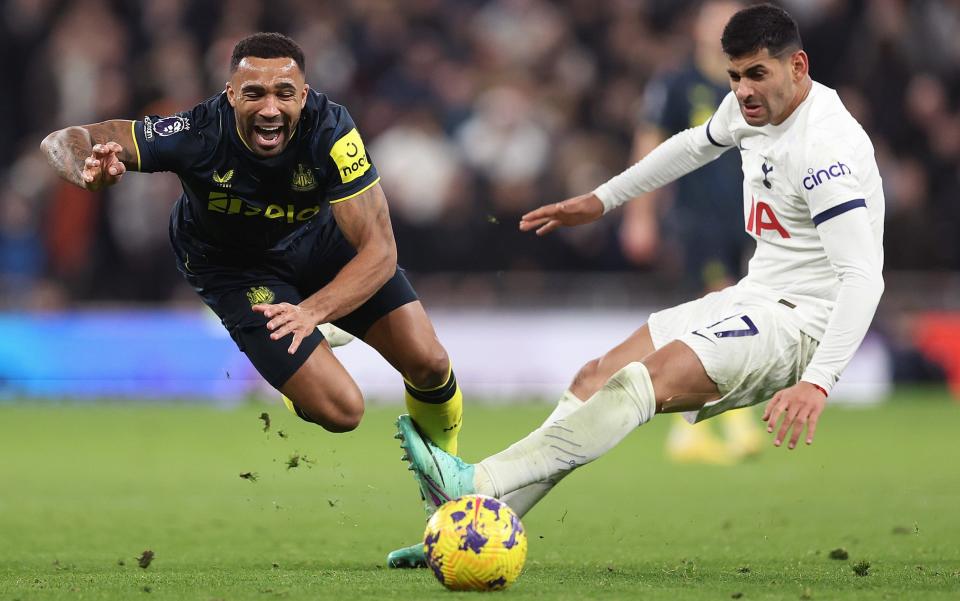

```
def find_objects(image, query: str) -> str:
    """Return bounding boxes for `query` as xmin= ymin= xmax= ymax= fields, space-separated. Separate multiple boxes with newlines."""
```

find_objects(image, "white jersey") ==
xmin=594 ymin=80 xmax=885 ymax=393
xmin=706 ymin=82 xmax=884 ymax=341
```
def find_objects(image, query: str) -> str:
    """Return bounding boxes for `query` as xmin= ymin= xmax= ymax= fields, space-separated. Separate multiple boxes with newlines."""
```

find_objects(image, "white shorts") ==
xmin=647 ymin=286 xmax=819 ymax=423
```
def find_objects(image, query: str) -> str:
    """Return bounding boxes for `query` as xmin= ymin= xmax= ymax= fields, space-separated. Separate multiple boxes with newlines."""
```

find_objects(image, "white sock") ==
xmin=475 ymin=362 xmax=656 ymax=498
xmin=543 ymin=389 xmax=582 ymax=425
xmin=499 ymin=389 xmax=583 ymax=517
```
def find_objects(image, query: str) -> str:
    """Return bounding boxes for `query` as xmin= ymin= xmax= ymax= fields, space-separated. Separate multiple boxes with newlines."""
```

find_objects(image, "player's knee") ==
xmin=403 ymin=346 xmax=450 ymax=389
xmin=290 ymin=388 xmax=364 ymax=433
xmin=570 ymin=358 xmax=604 ymax=398
xmin=319 ymin=403 xmax=364 ymax=433
xmin=325 ymin=388 xmax=365 ymax=432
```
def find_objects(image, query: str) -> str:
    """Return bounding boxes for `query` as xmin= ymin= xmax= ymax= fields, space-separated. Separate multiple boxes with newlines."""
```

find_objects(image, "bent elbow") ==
xmin=377 ymin=242 xmax=398 ymax=285
xmin=384 ymin=249 xmax=398 ymax=277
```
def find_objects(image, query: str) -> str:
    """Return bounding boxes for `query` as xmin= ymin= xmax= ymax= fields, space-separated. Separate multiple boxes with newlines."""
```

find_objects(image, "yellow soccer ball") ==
xmin=423 ymin=495 xmax=528 ymax=591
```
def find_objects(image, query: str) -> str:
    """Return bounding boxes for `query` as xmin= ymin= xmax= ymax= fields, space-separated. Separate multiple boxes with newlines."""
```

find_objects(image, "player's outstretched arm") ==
xmin=519 ymin=193 xmax=604 ymax=236
xmin=520 ymin=120 xmax=731 ymax=238
xmin=40 ymin=120 xmax=137 ymax=191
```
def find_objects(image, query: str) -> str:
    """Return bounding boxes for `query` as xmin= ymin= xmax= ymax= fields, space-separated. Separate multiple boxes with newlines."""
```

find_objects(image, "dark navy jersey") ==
xmin=131 ymin=89 xmax=380 ymax=259
xmin=643 ymin=61 xmax=742 ymax=217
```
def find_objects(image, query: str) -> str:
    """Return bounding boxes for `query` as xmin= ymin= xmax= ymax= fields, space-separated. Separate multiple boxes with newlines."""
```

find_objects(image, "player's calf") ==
xmin=397 ymin=349 xmax=462 ymax=455
xmin=362 ymin=303 xmax=463 ymax=453
xmin=403 ymin=364 xmax=463 ymax=454
xmin=401 ymin=346 xmax=451 ymax=390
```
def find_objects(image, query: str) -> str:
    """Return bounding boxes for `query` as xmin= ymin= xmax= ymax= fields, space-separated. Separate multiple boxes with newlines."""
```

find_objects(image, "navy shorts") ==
xmin=174 ymin=221 xmax=418 ymax=389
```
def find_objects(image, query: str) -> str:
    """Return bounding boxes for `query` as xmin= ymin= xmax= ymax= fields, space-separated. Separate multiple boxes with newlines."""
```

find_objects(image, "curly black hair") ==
xmin=721 ymin=4 xmax=802 ymax=59
xmin=230 ymin=32 xmax=305 ymax=73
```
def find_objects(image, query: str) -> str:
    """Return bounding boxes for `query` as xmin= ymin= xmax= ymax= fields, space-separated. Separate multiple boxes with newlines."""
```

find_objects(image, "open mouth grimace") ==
xmin=252 ymin=125 xmax=284 ymax=149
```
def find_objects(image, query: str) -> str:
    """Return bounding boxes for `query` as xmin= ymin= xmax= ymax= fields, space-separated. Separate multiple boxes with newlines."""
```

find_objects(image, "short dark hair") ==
xmin=230 ymin=32 xmax=305 ymax=73
xmin=721 ymin=4 xmax=802 ymax=59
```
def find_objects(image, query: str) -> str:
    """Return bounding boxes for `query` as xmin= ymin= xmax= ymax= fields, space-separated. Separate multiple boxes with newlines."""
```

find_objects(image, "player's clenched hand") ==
xmin=519 ymin=193 xmax=604 ymax=236
xmin=252 ymin=302 xmax=321 ymax=355
xmin=762 ymin=381 xmax=827 ymax=449
xmin=81 ymin=142 xmax=126 ymax=191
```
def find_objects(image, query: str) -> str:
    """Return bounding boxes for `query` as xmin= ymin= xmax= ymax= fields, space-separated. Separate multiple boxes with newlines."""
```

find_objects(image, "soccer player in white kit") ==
xmin=396 ymin=4 xmax=885 ymax=519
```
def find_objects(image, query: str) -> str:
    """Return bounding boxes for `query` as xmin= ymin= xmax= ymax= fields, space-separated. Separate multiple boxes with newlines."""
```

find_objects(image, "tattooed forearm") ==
xmin=40 ymin=126 xmax=94 ymax=187
xmin=40 ymin=120 xmax=136 ymax=190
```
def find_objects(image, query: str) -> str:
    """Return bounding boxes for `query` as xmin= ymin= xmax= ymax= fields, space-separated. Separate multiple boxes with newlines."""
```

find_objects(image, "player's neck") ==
xmin=771 ymin=76 xmax=813 ymax=126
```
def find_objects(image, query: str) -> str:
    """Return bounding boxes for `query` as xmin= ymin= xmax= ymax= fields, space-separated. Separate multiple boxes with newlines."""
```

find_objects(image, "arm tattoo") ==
xmin=88 ymin=120 xmax=137 ymax=164
xmin=40 ymin=120 xmax=136 ymax=188
xmin=41 ymin=127 xmax=94 ymax=187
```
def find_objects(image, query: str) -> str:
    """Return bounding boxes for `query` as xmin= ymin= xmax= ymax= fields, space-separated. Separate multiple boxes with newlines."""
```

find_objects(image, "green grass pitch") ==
xmin=1 ymin=390 xmax=958 ymax=600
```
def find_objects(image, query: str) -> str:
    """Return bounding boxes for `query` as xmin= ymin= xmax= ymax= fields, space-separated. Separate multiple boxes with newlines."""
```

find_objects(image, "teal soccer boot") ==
xmin=395 ymin=414 xmax=476 ymax=508
xmin=386 ymin=542 xmax=427 ymax=569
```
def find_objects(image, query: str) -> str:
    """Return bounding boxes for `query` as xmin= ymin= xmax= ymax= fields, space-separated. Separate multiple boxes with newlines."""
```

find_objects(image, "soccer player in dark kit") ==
xmin=41 ymin=32 xmax=458 ymax=567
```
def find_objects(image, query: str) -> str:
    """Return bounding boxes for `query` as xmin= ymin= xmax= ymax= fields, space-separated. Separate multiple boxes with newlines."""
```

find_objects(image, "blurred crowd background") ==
xmin=1 ymin=0 xmax=958 ymax=310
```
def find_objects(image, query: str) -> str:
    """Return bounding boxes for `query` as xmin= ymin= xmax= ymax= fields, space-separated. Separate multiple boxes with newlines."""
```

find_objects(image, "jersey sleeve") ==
xmin=800 ymin=207 xmax=884 ymax=392
xmin=131 ymin=102 xmax=212 ymax=174
xmin=321 ymin=105 xmax=380 ymax=204
xmin=594 ymin=94 xmax=736 ymax=213
xmin=796 ymin=136 xmax=868 ymax=225
xmin=702 ymin=91 xmax=737 ymax=149
xmin=794 ymin=133 xmax=882 ymax=392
